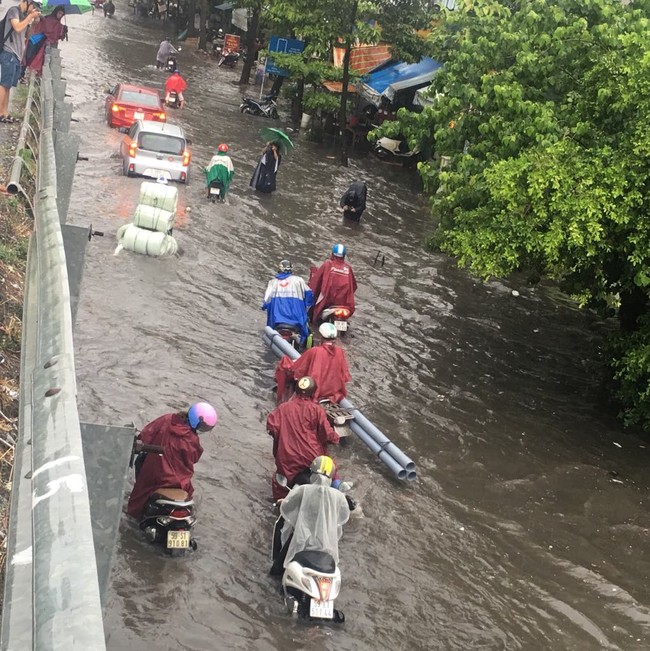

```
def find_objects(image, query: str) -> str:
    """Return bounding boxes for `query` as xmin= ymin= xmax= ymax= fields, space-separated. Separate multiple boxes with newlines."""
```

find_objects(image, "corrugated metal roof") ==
xmin=333 ymin=44 xmax=392 ymax=75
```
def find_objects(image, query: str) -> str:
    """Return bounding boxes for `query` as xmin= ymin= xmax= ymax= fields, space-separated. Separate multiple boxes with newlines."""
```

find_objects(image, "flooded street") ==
xmin=62 ymin=13 xmax=650 ymax=650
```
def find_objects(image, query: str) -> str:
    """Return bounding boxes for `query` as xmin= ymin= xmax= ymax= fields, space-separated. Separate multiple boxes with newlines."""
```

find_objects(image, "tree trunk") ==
xmin=619 ymin=286 xmax=649 ymax=332
xmin=198 ymin=0 xmax=207 ymax=51
xmin=186 ymin=0 xmax=197 ymax=37
xmin=338 ymin=1 xmax=358 ymax=167
xmin=239 ymin=5 xmax=261 ymax=85
xmin=270 ymin=75 xmax=284 ymax=97
xmin=291 ymin=78 xmax=305 ymax=123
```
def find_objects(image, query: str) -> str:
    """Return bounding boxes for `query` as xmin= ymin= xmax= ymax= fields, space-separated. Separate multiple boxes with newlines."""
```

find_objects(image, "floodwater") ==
xmin=62 ymin=12 xmax=650 ymax=651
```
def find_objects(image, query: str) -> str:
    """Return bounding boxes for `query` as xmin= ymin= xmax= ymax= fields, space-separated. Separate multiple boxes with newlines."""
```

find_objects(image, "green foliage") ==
xmin=391 ymin=0 xmax=650 ymax=428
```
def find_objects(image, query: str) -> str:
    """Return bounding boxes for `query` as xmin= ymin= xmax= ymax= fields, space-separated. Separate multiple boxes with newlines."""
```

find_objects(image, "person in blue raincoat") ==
xmin=262 ymin=260 xmax=313 ymax=345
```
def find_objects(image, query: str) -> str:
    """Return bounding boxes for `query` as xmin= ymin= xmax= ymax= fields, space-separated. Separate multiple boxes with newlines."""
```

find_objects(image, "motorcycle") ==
xmin=166 ymin=90 xmax=181 ymax=109
xmin=130 ymin=439 xmax=198 ymax=556
xmin=207 ymin=179 xmax=226 ymax=203
xmin=271 ymin=474 xmax=346 ymax=623
xmin=274 ymin=323 xmax=303 ymax=350
xmin=372 ymin=136 xmax=421 ymax=164
xmin=239 ymin=94 xmax=279 ymax=120
xmin=166 ymin=53 xmax=179 ymax=73
xmin=318 ymin=400 xmax=354 ymax=442
xmin=218 ymin=51 xmax=240 ymax=68
xmin=103 ymin=0 xmax=115 ymax=17
xmin=320 ymin=306 xmax=352 ymax=334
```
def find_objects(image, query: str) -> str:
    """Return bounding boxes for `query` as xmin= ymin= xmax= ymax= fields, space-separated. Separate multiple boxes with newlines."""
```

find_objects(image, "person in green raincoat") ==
xmin=203 ymin=143 xmax=235 ymax=200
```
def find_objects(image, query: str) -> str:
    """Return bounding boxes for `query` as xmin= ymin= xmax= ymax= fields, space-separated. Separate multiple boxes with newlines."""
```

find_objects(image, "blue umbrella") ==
xmin=41 ymin=0 xmax=94 ymax=15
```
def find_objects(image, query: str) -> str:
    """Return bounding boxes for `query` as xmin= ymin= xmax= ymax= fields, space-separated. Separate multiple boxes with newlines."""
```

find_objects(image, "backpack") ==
xmin=0 ymin=10 xmax=14 ymax=54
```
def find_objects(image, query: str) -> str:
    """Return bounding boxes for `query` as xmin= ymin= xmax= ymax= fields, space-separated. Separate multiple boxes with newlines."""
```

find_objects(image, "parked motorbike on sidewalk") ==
xmin=239 ymin=94 xmax=279 ymax=120
xmin=218 ymin=51 xmax=240 ymax=68
xmin=372 ymin=136 xmax=421 ymax=165
xmin=319 ymin=306 xmax=352 ymax=334
xmin=130 ymin=439 xmax=198 ymax=556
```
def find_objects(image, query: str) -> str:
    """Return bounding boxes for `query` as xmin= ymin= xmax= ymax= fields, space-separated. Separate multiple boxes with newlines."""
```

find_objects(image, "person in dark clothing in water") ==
xmin=339 ymin=180 xmax=367 ymax=222
xmin=250 ymin=142 xmax=281 ymax=193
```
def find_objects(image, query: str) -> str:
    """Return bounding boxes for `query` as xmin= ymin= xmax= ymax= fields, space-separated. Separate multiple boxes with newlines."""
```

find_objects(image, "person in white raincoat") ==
xmin=271 ymin=455 xmax=350 ymax=575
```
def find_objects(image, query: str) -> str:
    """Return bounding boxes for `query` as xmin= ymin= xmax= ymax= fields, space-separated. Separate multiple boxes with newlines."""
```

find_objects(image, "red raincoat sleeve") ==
xmin=316 ymin=407 xmax=339 ymax=447
xmin=275 ymin=356 xmax=295 ymax=404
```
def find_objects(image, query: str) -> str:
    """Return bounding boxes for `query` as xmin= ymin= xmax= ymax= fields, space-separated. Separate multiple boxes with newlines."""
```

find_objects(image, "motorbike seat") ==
xmin=152 ymin=487 xmax=189 ymax=501
xmin=292 ymin=550 xmax=336 ymax=574
xmin=275 ymin=322 xmax=300 ymax=332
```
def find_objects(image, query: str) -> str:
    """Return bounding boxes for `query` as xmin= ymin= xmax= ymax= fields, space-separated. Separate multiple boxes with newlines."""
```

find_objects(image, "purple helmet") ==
xmin=188 ymin=402 xmax=218 ymax=432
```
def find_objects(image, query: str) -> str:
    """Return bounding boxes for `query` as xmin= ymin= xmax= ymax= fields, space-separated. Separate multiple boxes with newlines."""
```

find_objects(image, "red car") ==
xmin=105 ymin=83 xmax=166 ymax=129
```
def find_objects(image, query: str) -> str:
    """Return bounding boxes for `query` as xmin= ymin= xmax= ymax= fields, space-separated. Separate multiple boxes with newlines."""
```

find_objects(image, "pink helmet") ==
xmin=188 ymin=402 xmax=218 ymax=432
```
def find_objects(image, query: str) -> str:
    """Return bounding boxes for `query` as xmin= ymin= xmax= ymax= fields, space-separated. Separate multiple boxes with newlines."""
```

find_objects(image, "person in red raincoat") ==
xmin=276 ymin=322 xmax=351 ymax=405
xmin=309 ymin=243 xmax=357 ymax=324
xmin=164 ymin=69 xmax=188 ymax=108
xmin=127 ymin=402 xmax=217 ymax=519
xmin=267 ymin=376 xmax=339 ymax=501
xmin=26 ymin=5 xmax=67 ymax=77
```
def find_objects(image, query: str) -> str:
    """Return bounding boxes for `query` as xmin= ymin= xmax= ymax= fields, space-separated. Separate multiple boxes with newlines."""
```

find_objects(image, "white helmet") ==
xmin=319 ymin=322 xmax=338 ymax=339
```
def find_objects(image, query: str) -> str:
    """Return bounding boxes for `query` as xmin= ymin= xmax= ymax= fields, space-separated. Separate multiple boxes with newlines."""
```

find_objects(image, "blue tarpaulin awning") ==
xmin=358 ymin=57 xmax=442 ymax=105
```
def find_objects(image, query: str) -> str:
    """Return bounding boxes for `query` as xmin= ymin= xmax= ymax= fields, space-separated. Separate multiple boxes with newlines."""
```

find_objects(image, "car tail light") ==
xmin=182 ymin=150 xmax=191 ymax=166
xmin=169 ymin=508 xmax=190 ymax=518
xmin=111 ymin=103 xmax=124 ymax=113
xmin=128 ymin=163 xmax=135 ymax=173
xmin=155 ymin=111 xmax=166 ymax=121
xmin=128 ymin=142 xmax=137 ymax=157
xmin=180 ymin=172 xmax=186 ymax=182
xmin=334 ymin=307 xmax=351 ymax=318
xmin=316 ymin=577 xmax=333 ymax=602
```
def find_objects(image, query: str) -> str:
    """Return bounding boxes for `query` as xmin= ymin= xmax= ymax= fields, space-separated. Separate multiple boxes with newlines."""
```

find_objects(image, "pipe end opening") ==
xmin=406 ymin=470 xmax=417 ymax=482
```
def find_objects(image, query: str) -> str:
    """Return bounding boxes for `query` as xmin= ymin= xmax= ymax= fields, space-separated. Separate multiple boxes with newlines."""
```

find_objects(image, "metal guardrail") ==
xmin=1 ymin=50 xmax=108 ymax=651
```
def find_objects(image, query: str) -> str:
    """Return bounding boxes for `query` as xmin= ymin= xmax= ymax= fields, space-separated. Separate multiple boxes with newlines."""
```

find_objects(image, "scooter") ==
xmin=318 ymin=400 xmax=354 ymax=442
xmin=372 ymin=136 xmax=420 ymax=162
xmin=239 ymin=94 xmax=279 ymax=120
xmin=275 ymin=323 xmax=303 ymax=350
xmin=271 ymin=474 xmax=345 ymax=623
xmin=130 ymin=439 xmax=198 ymax=556
xmin=218 ymin=51 xmax=240 ymax=68
xmin=207 ymin=179 xmax=225 ymax=203
xmin=320 ymin=306 xmax=352 ymax=334
xmin=103 ymin=0 xmax=115 ymax=17
xmin=166 ymin=90 xmax=181 ymax=109
xmin=166 ymin=54 xmax=179 ymax=73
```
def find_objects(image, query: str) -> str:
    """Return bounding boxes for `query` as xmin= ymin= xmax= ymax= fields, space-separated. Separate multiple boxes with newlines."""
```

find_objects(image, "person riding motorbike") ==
xmin=262 ymin=259 xmax=313 ymax=347
xmin=339 ymin=180 xmax=367 ymax=222
xmin=309 ymin=244 xmax=357 ymax=324
xmin=270 ymin=455 xmax=350 ymax=576
xmin=203 ymin=143 xmax=234 ymax=199
xmin=156 ymin=38 xmax=178 ymax=70
xmin=164 ymin=69 xmax=187 ymax=108
xmin=103 ymin=0 xmax=115 ymax=16
xmin=275 ymin=322 xmax=351 ymax=404
xmin=126 ymin=402 xmax=218 ymax=519
xmin=266 ymin=376 xmax=339 ymax=501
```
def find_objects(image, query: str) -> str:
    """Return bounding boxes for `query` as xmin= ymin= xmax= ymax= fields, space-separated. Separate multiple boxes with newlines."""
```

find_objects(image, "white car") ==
xmin=120 ymin=120 xmax=191 ymax=183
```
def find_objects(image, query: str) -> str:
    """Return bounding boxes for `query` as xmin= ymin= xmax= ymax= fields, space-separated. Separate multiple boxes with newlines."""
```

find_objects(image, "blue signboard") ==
xmin=266 ymin=36 xmax=305 ymax=78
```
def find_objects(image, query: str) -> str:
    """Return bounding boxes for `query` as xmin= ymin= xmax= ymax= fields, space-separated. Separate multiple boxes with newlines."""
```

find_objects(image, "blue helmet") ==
xmin=332 ymin=243 xmax=346 ymax=258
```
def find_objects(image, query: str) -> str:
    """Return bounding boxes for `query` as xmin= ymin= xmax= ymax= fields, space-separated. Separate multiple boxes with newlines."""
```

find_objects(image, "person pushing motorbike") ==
xmin=156 ymin=37 xmax=178 ymax=70
xmin=127 ymin=402 xmax=218 ymax=519
xmin=309 ymin=244 xmax=357 ymax=324
xmin=339 ymin=180 xmax=367 ymax=222
xmin=164 ymin=69 xmax=187 ymax=108
xmin=275 ymin=322 xmax=351 ymax=404
xmin=203 ymin=143 xmax=234 ymax=200
xmin=266 ymin=376 xmax=339 ymax=501
xmin=262 ymin=259 xmax=313 ymax=347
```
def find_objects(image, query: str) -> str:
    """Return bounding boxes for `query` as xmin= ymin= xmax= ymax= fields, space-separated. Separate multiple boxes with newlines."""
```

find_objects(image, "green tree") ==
xmin=384 ymin=0 xmax=650 ymax=427
xmin=268 ymin=0 xmax=432 ymax=165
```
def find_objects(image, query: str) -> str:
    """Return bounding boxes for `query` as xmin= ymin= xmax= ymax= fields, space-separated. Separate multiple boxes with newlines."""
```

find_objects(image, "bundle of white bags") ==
xmin=115 ymin=180 xmax=179 ymax=257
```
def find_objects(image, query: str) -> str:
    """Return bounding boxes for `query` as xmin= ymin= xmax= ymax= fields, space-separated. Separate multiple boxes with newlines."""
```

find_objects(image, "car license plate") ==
xmin=144 ymin=168 xmax=171 ymax=180
xmin=334 ymin=320 xmax=348 ymax=332
xmin=309 ymin=599 xmax=334 ymax=619
xmin=134 ymin=111 xmax=145 ymax=120
xmin=167 ymin=530 xmax=190 ymax=549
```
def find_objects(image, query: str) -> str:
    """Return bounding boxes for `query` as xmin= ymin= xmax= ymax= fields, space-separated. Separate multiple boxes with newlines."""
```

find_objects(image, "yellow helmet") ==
xmin=310 ymin=455 xmax=335 ymax=479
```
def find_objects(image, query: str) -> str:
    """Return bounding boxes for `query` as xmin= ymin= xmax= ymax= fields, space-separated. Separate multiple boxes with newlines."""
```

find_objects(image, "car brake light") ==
xmin=169 ymin=508 xmax=190 ymax=518
xmin=334 ymin=307 xmax=350 ymax=318
xmin=156 ymin=112 xmax=166 ymax=120
xmin=128 ymin=143 xmax=137 ymax=157
xmin=182 ymin=150 xmax=191 ymax=166
xmin=316 ymin=577 xmax=333 ymax=602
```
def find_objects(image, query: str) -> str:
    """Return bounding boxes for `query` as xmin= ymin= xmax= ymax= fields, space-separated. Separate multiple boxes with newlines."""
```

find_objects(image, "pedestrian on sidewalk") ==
xmin=0 ymin=0 xmax=41 ymax=123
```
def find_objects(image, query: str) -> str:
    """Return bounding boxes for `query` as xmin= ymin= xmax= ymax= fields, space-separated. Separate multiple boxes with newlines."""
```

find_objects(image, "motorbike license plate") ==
xmin=134 ymin=111 xmax=145 ymax=120
xmin=334 ymin=320 xmax=348 ymax=332
xmin=209 ymin=187 xmax=220 ymax=196
xmin=309 ymin=599 xmax=334 ymax=619
xmin=167 ymin=530 xmax=190 ymax=549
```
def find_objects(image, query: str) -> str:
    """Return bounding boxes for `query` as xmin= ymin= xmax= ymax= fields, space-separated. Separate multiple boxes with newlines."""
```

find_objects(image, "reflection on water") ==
xmin=62 ymin=12 xmax=650 ymax=651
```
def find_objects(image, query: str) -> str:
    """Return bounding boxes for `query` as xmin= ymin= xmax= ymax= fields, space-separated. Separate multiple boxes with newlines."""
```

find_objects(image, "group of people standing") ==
xmin=0 ymin=1 xmax=68 ymax=124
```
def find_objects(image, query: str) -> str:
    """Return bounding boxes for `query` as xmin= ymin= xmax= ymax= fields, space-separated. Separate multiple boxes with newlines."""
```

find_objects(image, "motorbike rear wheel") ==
xmin=241 ymin=106 xmax=253 ymax=114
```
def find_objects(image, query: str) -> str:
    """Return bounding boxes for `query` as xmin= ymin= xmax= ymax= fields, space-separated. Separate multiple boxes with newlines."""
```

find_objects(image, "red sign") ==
xmin=224 ymin=34 xmax=240 ymax=53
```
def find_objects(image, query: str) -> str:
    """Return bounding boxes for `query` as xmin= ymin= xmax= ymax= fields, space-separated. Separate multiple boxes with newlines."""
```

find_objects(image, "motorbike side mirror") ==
xmin=275 ymin=473 xmax=289 ymax=488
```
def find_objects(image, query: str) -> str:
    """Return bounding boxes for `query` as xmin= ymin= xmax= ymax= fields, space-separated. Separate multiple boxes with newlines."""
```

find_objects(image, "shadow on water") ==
xmin=61 ymin=12 xmax=650 ymax=651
